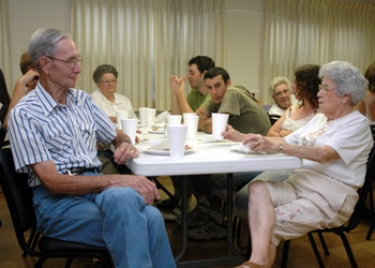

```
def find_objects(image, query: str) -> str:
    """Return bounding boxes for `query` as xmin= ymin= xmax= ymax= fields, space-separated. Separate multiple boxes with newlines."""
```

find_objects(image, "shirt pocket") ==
xmin=78 ymin=123 xmax=97 ymax=145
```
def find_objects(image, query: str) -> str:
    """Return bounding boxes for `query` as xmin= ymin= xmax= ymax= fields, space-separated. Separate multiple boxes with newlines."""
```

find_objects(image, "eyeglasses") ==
xmin=46 ymin=56 xmax=82 ymax=69
xmin=274 ymin=89 xmax=290 ymax=98
xmin=100 ymin=79 xmax=117 ymax=85
xmin=319 ymin=84 xmax=336 ymax=94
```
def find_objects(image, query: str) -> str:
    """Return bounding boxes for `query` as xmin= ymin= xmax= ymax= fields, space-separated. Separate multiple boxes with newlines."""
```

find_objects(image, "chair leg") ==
xmin=280 ymin=240 xmax=290 ymax=268
xmin=152 ymin=177 xmax=175 ymax=199
xmin=366 ymin=218 xmax=375 ymax=240
xmin=308 ymin=233 xmax=325 ymax=268
xmin=64 ymin=257 xmax=74 ymax=268
xmin=317 ymin=232 xmax=329 ymax=255
xmin=337 ymin=232 xmax=358 ymax=268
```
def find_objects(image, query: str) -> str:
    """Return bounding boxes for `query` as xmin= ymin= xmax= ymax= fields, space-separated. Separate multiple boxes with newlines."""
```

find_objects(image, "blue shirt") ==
xmin=8 ymin=82 xmax=116 ymax=187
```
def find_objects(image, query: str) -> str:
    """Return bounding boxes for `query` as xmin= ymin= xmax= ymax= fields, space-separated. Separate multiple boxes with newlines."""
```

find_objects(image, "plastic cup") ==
xmin=116 ymin=110 xmax=129 ymax=130
xmin=167 ymin=115 xmax=182 ymax=126
xmin=138 ymin=107 xmax=148 ymax=126
xmin=146 ymin=108 xmax=156 ymax=128
xmin=183 ymin=114 xmax=199 ymax=140
xmin=121 ymin=118 xmax=138 ymax=145
xmin=167 ymin=125 xmax=188 ymax=159
xmin=212 ymin=113 xmax=229 ymax=141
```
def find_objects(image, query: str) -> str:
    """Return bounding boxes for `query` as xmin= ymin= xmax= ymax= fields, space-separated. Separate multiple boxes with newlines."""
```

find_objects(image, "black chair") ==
xmin=268 ymin=113 xmax=281 ymax=125
xmin=281 ymin=144 xmax=375 ymax=268
xmin=0 ymin=69 xmax=11 ymax=147
xmin=0 ymin=148 xmax=113 ymax=268
xmin=365 ymin=125 xmax=375 ymax=240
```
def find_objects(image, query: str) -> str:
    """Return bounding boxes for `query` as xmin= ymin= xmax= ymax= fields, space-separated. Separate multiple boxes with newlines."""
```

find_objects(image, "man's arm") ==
xmin=31 ymin=160 xmax=160 ymax=205
xmin=170 ymin=76 xmax=194 ymax=115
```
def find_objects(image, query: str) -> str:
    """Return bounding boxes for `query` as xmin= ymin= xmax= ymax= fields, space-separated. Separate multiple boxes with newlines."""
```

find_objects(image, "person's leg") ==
xmin=33 ymin=180 xmax=175 ymax=267
xmin=245 ymin=181 xmax=276 ymax=267
xmin=90 ymin=187 xmax=175 ymax=268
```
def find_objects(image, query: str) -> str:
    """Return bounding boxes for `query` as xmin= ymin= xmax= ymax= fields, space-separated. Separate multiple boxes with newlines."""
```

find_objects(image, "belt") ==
xmin=65 ymin=167 xmax=100 ymax=176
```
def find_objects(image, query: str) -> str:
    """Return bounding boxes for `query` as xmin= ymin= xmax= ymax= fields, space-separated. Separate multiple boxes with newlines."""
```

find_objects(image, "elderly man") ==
xmin=7 ymin=28 xmax=175 ymax=268
xmin=268 ymin=76 xmax=294 ymax=116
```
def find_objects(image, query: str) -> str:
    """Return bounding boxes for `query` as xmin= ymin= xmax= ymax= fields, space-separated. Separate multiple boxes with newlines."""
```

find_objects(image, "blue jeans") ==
xmin=32 ymin=171 xmax=176 ymax=268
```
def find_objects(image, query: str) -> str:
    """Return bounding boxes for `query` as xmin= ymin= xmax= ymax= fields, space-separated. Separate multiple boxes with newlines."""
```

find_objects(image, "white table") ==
xmin=127 ymin=129 xmax=302 ymax=267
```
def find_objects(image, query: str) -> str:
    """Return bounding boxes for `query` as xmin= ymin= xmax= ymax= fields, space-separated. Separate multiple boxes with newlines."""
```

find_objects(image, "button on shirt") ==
xmin=8 ymin=83 xmax=116 ymax=187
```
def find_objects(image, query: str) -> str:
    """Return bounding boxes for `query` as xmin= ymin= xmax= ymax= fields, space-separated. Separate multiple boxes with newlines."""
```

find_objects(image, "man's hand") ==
xmin=169 ymin=76 xmax=186 ymax=94
xmin=222 ymin=125 xmax=243 ymax=142
xmin=113 ymin=141 xmax=139 ymax=164
xmin=120 ymin=175 xmax=160 ymax=205
xmin=195 ymin=106 xmax=209 ymax=118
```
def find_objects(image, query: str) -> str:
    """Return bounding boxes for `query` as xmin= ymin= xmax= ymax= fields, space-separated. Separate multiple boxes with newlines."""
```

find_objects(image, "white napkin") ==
xmin=149 ymin=138 xmax=168 ymax=150
xmin=239 ymin=142 xmax=253 ymax=153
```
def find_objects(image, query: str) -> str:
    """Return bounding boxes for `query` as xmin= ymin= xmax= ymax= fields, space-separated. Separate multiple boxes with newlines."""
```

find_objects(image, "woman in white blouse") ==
xmin=91 ymin=64 xmax=137 ymax=123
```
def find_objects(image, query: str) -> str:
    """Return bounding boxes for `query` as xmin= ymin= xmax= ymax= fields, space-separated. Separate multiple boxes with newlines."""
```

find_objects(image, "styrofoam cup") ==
xmin=212 ymin=113 xmax=229 ymax=141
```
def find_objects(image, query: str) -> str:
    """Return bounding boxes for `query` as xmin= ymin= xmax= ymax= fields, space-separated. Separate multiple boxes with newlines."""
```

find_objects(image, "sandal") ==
xmin=235 ymin=261 xmax=268 ymax=268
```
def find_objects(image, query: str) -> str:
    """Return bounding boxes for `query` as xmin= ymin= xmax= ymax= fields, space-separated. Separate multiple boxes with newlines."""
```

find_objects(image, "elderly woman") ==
xmin=233 ymin=61 xmax=373 ymax=268
xmin=268 ymin=76 xmax=294 ymax=116
xmin=91 ymin=64 xmax=137 ymax=122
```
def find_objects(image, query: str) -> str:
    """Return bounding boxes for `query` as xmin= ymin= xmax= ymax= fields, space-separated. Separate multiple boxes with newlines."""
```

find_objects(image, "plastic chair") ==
xmin=0 ymin=148 xmax=113 ymax=268
xmin=281 ymin=144 xmax=375 ymax=268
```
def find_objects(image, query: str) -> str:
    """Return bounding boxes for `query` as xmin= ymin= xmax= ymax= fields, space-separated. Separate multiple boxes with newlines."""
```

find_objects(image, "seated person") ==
xmin=8 ymin=27 xmax=176 ymax=268
xmin=267 ymin=76 xmax=294 ymax=116
xmin=91 ymin=64 xmax=137 ymax=174
xmin=161 ymin=56 xmax=216 ymax=221
xmin=232 ymin=61 xmax=372 ymax=268
xmin=356 ymin=60 xmax=375 ymax=125
xmin=3 ymin=51 xmax=39 ymax=130
xmin=91 ymin=64 xmax=137 ymax=122
xmin=187 ymin=67 xmax=271 ymax=240
xmin=196 ymin=67 xmax=271 ymax=135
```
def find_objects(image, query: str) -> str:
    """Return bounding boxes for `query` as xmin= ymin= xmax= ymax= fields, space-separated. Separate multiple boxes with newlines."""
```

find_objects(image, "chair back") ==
xmin=345 ymin=144 xmax=375 ymax=230
xmin=0 ymin=69 xmax=11 ymax=146
xmin=0 ymin=148 xmax=37 ymax=253
xmin=268 ymin=113 xmax=281 ymax=125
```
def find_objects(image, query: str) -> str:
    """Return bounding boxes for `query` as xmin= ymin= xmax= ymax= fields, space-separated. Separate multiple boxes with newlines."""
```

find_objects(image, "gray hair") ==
xmin=319 ymin=61 xmax=368 ymax=105
xmin=268 ymin=76 xmax=291 ymax=96
xmin=28 ymin=28 xmax=72 ymax=69
xmin=92 ymin=64 xmax=119 ymax=84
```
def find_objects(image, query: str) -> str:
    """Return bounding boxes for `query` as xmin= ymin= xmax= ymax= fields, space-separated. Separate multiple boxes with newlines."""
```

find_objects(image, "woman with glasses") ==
xmin=231 ymin=61 xmax=372 ymax=268
xmin=91 ymin=64 xmax=137 ymax=174
xmin=91 ymin=64 xmax=137 ymax=123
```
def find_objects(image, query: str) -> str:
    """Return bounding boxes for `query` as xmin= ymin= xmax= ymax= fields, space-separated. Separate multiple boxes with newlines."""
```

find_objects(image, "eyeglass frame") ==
xmin=46 ymin=56 xmax=82 ymax=69
xmin=274 ymin=88 xmax=291 ymax=98
xmin=99 ymin=79 xmax=118 ymax=85
xmin=318 ymin=84 xmax=336 ymax=94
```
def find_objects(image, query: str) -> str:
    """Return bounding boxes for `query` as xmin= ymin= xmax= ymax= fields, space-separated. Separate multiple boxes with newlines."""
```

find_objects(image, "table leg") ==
xmin=174 ymin=175 xmax=188 ymax=262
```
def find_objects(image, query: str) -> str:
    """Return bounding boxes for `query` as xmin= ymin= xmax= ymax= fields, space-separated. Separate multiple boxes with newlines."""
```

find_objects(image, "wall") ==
xmin=5 ymin=0 xmax=265 ymax=100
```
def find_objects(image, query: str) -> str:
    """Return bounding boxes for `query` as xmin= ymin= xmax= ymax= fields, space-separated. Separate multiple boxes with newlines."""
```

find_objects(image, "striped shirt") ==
xmin=8 ymin=83 xmax=116 ymax=187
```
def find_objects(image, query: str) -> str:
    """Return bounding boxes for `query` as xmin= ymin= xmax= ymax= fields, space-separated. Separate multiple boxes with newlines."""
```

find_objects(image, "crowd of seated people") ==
xmin=3 ymin=27 xmax=375 ymax=268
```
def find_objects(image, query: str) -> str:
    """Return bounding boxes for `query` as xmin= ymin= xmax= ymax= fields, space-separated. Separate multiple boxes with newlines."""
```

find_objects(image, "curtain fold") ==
xmin=71 ymin=0 xmax=226 ymax=111
xmin=0 ymin=0 xmax=12 ymax=88
xmin=261 ymin=0 xmax=375 ymax=104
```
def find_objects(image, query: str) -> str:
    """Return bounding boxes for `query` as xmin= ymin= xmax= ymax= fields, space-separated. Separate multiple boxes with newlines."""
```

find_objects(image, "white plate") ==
xmin=143 ymin=147 xmax=194 ymax=155
xmin=230 ymin=145 xmax=273 ymax=155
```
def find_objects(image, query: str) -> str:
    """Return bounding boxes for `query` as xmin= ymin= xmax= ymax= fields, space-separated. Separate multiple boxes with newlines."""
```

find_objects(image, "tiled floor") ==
xmin=1 ymin=177 xmax=375 ymax=268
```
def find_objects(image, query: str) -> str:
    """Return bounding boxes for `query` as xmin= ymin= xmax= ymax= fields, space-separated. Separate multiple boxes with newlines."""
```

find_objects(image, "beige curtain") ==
xmin=261 ymin=0 xmax=375 ymax=104
xmin=70 ymin=0 xmax=226 ymax=111
xmin=0 ymin=0 xmax=12 ymax=86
